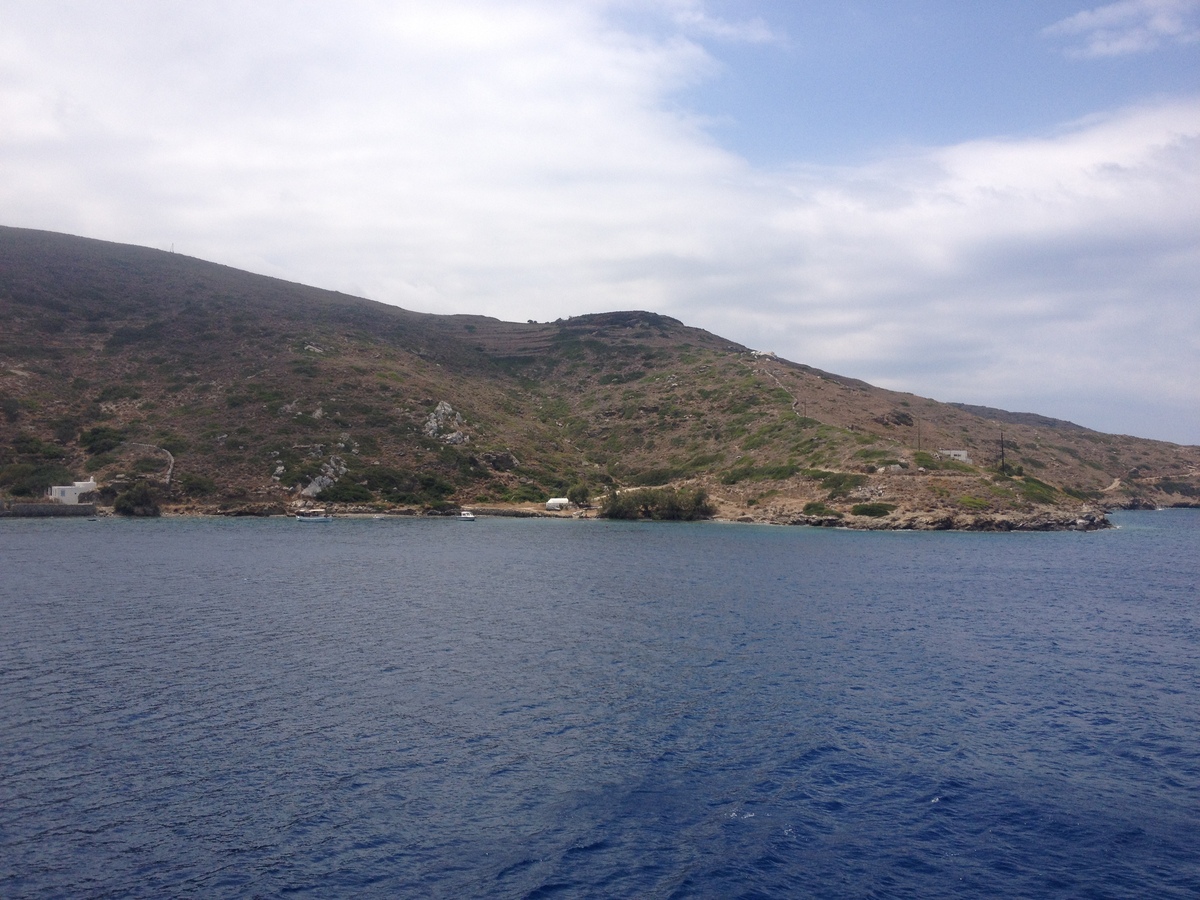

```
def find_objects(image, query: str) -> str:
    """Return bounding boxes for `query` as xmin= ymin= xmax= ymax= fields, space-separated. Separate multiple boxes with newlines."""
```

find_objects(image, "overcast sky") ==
xmin=3 ymin=0 xmax=1198 ymax=443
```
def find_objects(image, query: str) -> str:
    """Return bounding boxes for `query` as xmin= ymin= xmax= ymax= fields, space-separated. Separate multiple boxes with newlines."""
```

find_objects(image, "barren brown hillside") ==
xmin=2 ymin=226 xmax=1197 ymax=527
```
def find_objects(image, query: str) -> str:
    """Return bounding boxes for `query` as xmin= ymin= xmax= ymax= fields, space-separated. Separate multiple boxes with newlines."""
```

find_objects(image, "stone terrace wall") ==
xmin=0 ymin=503 xmax=96 ymax=518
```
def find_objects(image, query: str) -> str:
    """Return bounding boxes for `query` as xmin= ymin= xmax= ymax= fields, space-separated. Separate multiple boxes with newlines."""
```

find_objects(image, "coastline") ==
xmin=39 ymin=499 xmax=1123 ymax=531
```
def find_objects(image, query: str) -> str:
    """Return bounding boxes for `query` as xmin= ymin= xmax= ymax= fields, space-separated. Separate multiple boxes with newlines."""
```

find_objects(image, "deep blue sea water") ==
xmin=2 ymin=510 xmax=1198 ymax=898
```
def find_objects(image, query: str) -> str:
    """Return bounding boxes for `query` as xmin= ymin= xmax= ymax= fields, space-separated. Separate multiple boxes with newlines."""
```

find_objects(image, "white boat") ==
xmin=296 ymin=509 xmax=333 ymax=522
xmin=457 ymin=510 xmax=476 ymax=520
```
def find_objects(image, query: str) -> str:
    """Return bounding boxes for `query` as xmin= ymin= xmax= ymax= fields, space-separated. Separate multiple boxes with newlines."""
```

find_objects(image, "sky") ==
xmin=2 ymin=0 xmax=1198 ymax=444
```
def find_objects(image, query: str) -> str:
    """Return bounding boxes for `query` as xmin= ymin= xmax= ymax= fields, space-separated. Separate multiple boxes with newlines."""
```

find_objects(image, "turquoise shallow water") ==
xmin=2 ymin=510 xmax=1198 ymax=897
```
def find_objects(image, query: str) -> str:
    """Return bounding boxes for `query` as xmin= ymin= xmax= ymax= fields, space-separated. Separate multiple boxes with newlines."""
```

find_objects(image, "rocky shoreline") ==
xmin=113 ymin=499 xmax=1119 ymax=531
xmin=722 ymin=507 xmax=1112 ymax=532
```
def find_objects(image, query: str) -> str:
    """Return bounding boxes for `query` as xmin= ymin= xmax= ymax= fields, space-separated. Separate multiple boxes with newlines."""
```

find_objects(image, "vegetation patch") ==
xmin=316 ymin=481 xmax=374 ymax=503
xmin=360 ymin=466 xmax=456 ymax=505
xmin=1 ymin=396 xmax=21 ymax=423
xmin=84 ymin=453 xmax=115 ymax=473
xmin=177 ymin=473 xmax=217 ymax=496
xmin=96 ymin=384 xmax=141 ymax=402
xmin=808 ymin=470 xmax=868 ymax=498
xmin=13 ymin=433 xmax=65 ymax=459
xmin=1018 ymin=477 xmax=1058 ymax=504
xmin=1157 ymin=480 xmax=1200 ymax=498
xmin=505 ymin=483 xmax=546 ymax=503
xmin=850 ymin=502 xmax=896 ymax=518
xmin=133 ymin=456 xmax=165 ymax=473
xmin=106 ymin=323 xmax=166 ymax=350
xmin=0 ymin=462 xmax=74 ymax=496
xmin=742 ymin=419 xmax=804 ymax=450
xmin=80 ymin=426 xmax=125 ymax=455
xmin=114 ymin=481 xmax=161 ymax=517
xmin=802 ymin=501 xmax=841 ymax=517
xmin=600 ymin=486 xmax=714 ymax=521
xmin=913 ymin=451 xmax=975 ymax=473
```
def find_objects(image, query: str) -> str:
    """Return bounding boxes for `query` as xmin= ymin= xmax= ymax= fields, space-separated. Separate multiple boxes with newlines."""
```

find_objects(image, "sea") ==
xmin=2 ymin=510 xmax=1198 ymax=898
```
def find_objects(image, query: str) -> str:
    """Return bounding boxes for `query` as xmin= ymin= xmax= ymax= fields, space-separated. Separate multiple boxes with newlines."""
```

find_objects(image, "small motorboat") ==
xmin=296 ymin=509 xmax=333 ymax=522
xmin=457 ymin=510 xmax=476 ymax=521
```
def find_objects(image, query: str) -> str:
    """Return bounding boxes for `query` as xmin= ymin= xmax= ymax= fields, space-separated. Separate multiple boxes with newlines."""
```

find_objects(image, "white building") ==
xmin=47 ymin=479 xmax=97 ymax=505
xmin=546 ymin=497 xmax=570 ymax=511
xmin=938 ymin=450 xmax=972 ymax=464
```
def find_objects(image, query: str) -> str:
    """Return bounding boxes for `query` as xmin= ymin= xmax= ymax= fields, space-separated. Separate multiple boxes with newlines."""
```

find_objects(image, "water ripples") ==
xmin=2 ymin=512 xmax=1199 ymax=897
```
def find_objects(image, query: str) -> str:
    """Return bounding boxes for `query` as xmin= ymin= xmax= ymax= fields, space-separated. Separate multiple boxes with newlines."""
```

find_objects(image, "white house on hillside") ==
xmin=47 ymin=479 xmax=97 ymax=505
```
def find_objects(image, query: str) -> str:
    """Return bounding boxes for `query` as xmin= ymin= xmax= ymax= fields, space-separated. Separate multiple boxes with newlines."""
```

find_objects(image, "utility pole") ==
xmin=999 ymin=430 xmax=1006 ymax=471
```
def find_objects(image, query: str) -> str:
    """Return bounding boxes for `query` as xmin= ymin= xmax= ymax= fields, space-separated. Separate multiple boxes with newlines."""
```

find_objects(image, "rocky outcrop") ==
xmin=887 ymin=509 xmax=1110 ymax=531
xmin=479 ymin=450 xmax=519 ymax=471
xmin=732 ymin=503 xmax=1110 ymax=532
xmin=301 ymin=456 xmax=348 ymax=497
xmin=219 ymin=504 xmax=287 ymax=517
xmin=873 ymin=410 xmax=914 ymax=427
xmin=424 ymin=401 xmax=468 ymax=444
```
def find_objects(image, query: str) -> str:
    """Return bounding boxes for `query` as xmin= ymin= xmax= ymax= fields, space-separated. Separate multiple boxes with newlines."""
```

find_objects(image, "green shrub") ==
xmin=114 ymin=481 xmax=160 ymax=517
xmin=913 ymin=451 xmax=975 ymax=473
xmin=957 ymin=496 xmax=989 ymax=510
xmin=316 ymin=481 xmax=374 ymax=503
xmin=1018 ymin=477 xmax=1058 ymax=504
xmin=177 ymin=473 xmax=217 ymax=496
xmin=359 ymin=466 xmax=456 ymax=505
xmin=159 ymin=436 xmax=190 ymax=454
xmin=80 ymin=426 xmax=124 ymax=455
xmin=96 ymin=384 xmax=141 ymax=402
xmin=508 ymin=484 xmax=546 ymax=503
xmin=600 ymin=486 xmax=714 ymax=521
xmin=85 ymin=453 xmax=115 ymax=473
xmin=133 ymin=456 xmax=164 ymax=473
xmin=1158 ymin=480 xmax=1200 ymax=498
xmin=815 ymin=471 xmax=868 ymax=498
xmin=850 ymin=502 xmax=895 ymax=518
xmin=0 ymin=463 xmax=74 ymax=496
xmin=802 ymin=501 xmax=841 ymax=517
xmin=13 ymin=433 xmax=65 ymax=459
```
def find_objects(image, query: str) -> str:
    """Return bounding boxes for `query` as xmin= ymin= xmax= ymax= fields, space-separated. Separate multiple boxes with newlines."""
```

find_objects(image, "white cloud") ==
xmin=660 ymin=0 xmax=778 ymax=44
xmin=713 ymin=102 xmax=1200 ymax=438
xmin=0 ymin=2 xmax=1198 ymax=442
xmin=1044 ymin=0 xmax=1200 ymax=58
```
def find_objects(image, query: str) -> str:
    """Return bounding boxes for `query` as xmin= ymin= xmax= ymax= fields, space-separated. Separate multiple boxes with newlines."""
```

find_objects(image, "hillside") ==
xmin=2 ymin=226 xmax=1198 ymax=528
